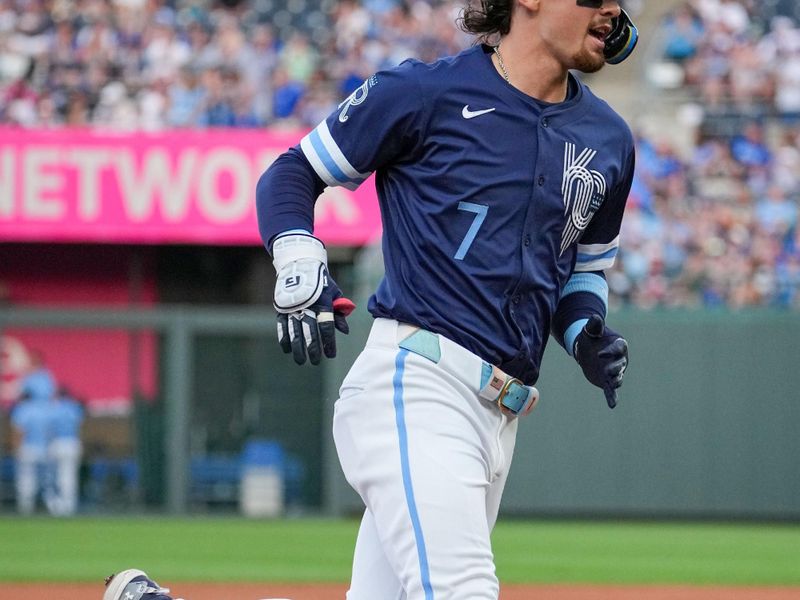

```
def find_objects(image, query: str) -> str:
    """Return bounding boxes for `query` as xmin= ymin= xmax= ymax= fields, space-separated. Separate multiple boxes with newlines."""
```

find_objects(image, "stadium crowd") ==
xmin=0 ymin=0 xmax=798 ymax=308
xmin=0 ymin=0 xmax=467 ymax=129
xmin=617 ymin=0 xmax=800 ymax=308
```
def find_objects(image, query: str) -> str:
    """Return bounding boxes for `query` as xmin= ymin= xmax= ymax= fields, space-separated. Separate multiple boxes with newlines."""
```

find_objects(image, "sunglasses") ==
xmin=576 ymin=0 xmax=613 ymax=7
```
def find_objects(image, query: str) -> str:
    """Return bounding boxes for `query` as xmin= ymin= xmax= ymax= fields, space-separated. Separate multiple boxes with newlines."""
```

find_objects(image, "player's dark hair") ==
xmin=458 ymin=0 xmax=512 ymax=41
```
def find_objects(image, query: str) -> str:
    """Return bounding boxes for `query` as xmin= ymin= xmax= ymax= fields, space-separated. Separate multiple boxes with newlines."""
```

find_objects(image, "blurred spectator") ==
xmin=755 ymin=185 xmax=797 ymax=236
xmin=206 ymin=15 xmax=250 ymax=76
xmin=279 ymin=31 xmax=318 ymax=84
xmin=661 ymin=4 xmax=705 ymax=63
xmin=166 ymin=65 xmax=205 ymax=128
xmin=241 ymin=23 xmax=279 ymax=123
xmin=200 ymin=65 xmax=235 ymax=127
xmin=2 ymin=60 xmax=37 ymax=126
xmin=137 ymin=75 xmax=168 ymax=130
xmin=730 ymin=122 xmax=771 ymax=167
xmin=33 ymin=92 xmax=61 ymax=127
xmin=93 ymin=80 xmax=138 ymax=129
xmin=297 ymin=78 xmax=338 ymax=127
xmin=270 ymin=65 xmax=305 ymax=124
xmin=772 ymin=127 xmax=800 ymax=194
xmin=728 ymin=40 xmax=772 ymax=111
xmin=772 ymin=45 xmax=800 ymax=120
xmin=141 ymin=8 xmax=190 ymax=84
xmin=693 ymin=0 xmax=751 ymax=36
xmin=185 ymin=19 xmax=217 ymax=72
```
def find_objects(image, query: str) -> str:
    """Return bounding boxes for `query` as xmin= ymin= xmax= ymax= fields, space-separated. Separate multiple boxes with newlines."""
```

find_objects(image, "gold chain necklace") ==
xmin=494 ymin=45 xmax=510 ymax=82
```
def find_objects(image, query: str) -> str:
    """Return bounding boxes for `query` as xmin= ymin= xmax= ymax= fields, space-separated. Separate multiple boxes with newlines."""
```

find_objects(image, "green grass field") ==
xmin=1 ymin=517 xmax=798 ymax=586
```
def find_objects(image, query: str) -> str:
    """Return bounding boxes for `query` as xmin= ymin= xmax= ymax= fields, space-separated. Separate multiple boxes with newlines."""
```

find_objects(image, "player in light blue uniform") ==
xmin=256 ymin=1 xmax=636 ymax=598
xmin=11 ymin=359 xmax=57 ymax=515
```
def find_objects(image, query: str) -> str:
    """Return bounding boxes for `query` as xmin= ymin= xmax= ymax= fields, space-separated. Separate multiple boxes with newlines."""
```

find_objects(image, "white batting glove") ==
xmin=272 ymin=233 xmax=355 ymax=365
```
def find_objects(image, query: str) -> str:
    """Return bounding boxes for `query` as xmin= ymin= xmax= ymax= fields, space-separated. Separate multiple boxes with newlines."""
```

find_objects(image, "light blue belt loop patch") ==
xmin=398 ymin=330 xmax=442 ymax=363
xmin=480 ymin=362 xmax=492 ymax=389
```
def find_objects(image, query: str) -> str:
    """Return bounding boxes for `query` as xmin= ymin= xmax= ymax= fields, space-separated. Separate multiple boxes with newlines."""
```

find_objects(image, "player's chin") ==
xmin=571 ymin=48 xmax=606 ymax=74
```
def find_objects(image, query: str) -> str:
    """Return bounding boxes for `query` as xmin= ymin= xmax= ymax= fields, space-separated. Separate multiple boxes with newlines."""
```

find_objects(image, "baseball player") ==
xmin=11 ymin=354 xmax=57 ymax=515
xmin=257 ymin=1 xmax=635 ymax=598
xmin=105 ymin=1 xmax=635 ymax=599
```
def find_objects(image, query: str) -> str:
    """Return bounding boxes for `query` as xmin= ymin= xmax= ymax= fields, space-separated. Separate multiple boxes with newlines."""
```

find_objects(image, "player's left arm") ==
xmin=552 ymin=149 xmax=635 ymax=409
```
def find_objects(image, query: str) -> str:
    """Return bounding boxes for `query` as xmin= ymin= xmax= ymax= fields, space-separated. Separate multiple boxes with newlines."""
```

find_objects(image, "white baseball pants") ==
xmin=46 ymin=437 xmax=82 ymax=516
xmin=15 ymin=444 xmax=48 ymax=515
xmin=333 ymin=318 xmax=518 ymax=600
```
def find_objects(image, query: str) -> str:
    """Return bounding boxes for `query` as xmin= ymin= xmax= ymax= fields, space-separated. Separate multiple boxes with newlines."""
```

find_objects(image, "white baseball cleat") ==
xmin=104 ymin=568 xmax=294 ymax=600
xmin=103 ymin=569 xmax=184 ymax=600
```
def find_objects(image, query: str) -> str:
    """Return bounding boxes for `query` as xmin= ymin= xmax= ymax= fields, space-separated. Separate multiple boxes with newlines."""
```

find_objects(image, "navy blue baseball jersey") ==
xmin=293 ymin=44 xmax=634 ymax=384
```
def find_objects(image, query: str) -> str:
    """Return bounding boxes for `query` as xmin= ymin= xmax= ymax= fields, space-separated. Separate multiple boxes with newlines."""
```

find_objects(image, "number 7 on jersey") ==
xmin=454 ymin=201 xmax=488 ymax=260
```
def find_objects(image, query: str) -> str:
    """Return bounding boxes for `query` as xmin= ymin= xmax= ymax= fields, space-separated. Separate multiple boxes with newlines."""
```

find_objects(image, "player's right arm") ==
xmin=256 ymin=62 xmax=427 ymax=365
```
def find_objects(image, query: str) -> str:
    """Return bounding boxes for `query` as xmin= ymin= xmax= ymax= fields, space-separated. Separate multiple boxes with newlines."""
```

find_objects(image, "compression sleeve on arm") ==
xmin=256 ymin=145 xmax=327 ymax=252
xmin=551 ymin=271 xmax=609 ymax=356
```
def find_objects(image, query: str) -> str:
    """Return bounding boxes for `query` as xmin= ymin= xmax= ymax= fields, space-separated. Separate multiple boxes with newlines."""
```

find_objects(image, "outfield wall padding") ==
xmin=324 ymin=310 xmax=800 ymax=519
xmin=2 ymin=306 xmax=797 ymax=518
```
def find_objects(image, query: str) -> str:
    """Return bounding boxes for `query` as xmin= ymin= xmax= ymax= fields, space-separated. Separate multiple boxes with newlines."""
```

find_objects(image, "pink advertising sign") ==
xmin=0 ymin=127 xmax=382 ymax=246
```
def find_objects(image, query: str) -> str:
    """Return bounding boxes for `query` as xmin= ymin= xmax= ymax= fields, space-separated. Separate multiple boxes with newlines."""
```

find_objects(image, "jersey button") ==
xmin=512 ymin=295 xmax=520 ymax=304
xmin=542 ymin=118 xmax=549 ymax=128
xmin=537 ymin=175 xmax=545 ymax=186
xmin=524 ymin=235 xmax=531 ymax=247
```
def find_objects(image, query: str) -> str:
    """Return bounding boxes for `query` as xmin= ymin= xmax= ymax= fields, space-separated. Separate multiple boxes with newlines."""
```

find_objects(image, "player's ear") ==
xmin=515 ymin=0 xmax=541 ymax=20
xmin=517 ymin=0 xmax=540 ymax=10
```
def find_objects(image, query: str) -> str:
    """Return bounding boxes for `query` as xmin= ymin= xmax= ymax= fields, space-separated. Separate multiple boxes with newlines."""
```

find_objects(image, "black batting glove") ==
xmin=573 ymin=314 xmax=629 ymax=409
xmin=275 ymin=282 xmax=355 ymax=365
xmin=273 ymin=233 xmax=356 ymax=365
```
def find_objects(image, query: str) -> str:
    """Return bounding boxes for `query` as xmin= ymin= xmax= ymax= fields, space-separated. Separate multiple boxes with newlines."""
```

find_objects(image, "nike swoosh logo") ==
xmin=462 ymin=105 xmax=496 ymax=119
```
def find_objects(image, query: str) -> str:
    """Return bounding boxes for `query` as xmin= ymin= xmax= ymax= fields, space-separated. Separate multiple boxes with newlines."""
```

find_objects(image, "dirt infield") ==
xmin=3 ymin=583 xmax=800 ymax=600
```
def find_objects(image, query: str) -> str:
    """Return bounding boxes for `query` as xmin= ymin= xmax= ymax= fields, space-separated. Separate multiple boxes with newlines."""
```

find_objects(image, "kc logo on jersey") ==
xmin=560 ymin=142 xmax=607 ymax=255
xmin=338 ymin=75 xmax=378 ymax=123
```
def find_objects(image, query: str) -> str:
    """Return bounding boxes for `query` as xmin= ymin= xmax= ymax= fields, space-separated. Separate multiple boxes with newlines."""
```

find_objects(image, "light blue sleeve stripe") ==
xmin=576 ymin=246 xmax=618 ymax=264
xmin=308 ymin=128 xmax=363 ymax=188
xmin=560 ymin=272 xmax=609 ymax=311
xmin=565 ymin=318 xmax=589 ymax=357
xmin=393 ymin=349 xmax=434 ymax=600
